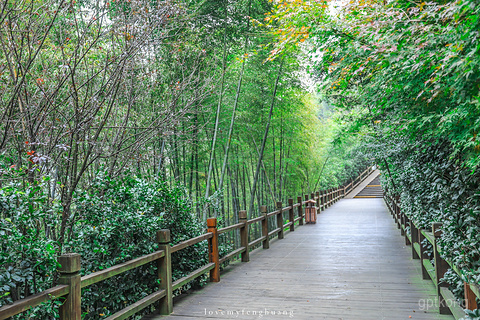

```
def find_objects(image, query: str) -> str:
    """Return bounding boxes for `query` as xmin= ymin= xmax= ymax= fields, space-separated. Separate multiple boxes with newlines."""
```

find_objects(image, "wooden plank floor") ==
xmin=146 ymin=199 xmax=454 ymax=320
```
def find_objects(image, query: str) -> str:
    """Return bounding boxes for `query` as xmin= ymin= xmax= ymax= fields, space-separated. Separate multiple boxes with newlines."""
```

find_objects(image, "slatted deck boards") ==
xmin=145 ymin=199 xmax=453 ymax=320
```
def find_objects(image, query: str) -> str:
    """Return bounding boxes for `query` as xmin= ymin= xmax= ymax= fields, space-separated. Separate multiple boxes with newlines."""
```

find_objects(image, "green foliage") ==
xmin=0 ymin=181 xmax=60 ymax=318
xmin=1 ymin=174 xmax=208 ymax=319
xmin=75 ymin=175 xmax=208 ymax=319
xmin=442 ymin=269 xmax=464 ymax=304
xmin=464 ymin=309 xmax=480 ymax=320
xmin=374 ymin=138 xmax=480 ymax=284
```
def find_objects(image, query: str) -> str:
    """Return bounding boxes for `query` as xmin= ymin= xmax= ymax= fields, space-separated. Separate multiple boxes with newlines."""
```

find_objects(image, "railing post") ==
xmin=261 ymin=205 xmax=270 ymax=249
xmin=239 ymin=210 xmax=249 ymax=262
xmin=276 ymin=201 xmax=284 ymax=239
xmin=323 ymin=190 xmax=327 ymax=210
xmin=396 ymin=202 xmax=400 ymax=228
xmin=410 ymin=220 xmax=419 ymax=259
xmin=156 ymin=230 xmax=173 ymax=314
xmin=315 ymin=192 xmax=320 ymax=214
xmin=397 ymin=205 xmax=402 ymax=230
xmin=393 ymin=199 xmax=397 ymax=221
xmin=386 ymin=194 xmax=392 ymax=215
xmin=390 ymin=196 xmax=395 ymax=217
xmin=433 ymin=223 xmax=451 ymax=315
xmin=207 ymin=218 xmax=220 ymax=282
xmin=58 ymin=253 xmax=81 ymax=320
xmin=297 ymin=196 xmax=304 ymax=225
xmin=464 ymin=282 xmax=478 ymax=310
xmin=288 ymin=198 xmax=295 ymax=231
xmin=320 ymin=191 xmax=325 ymax=211
xmin=395 ymin=196 xmax=401 ymax=229
xmin=324 ymin=191 xmax=328 ymax=208
xmin=400 ymin=211 xmax=405 ymax=236
xmin=418 ymin=228 xmax=430 ymax=280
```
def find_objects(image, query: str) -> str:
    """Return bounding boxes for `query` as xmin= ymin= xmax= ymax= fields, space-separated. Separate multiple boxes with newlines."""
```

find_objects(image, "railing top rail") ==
xmin=171 ymin=233 xmax=213 ymax=253
xmin=266 ymin=209 xmax=281 ymax=217
xmin=248 ymin=216 xmax=265 ymax=225
xmin=81 ymin=249 xmax=165 ymax=288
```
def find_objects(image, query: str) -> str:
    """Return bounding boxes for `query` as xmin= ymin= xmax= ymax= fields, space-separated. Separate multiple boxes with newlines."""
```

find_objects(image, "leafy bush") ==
xmin=1 ymin=174 xmax=208 ymax=319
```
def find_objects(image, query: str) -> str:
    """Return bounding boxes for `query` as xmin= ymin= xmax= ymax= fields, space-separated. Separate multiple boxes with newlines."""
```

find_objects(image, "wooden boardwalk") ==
xmin=146 ymin=199 xmax=454 ymax=320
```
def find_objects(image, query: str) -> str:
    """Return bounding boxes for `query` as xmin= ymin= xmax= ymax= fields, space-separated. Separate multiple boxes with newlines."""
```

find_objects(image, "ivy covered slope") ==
xmin=265 ymin=0 xmax=480 ymax=307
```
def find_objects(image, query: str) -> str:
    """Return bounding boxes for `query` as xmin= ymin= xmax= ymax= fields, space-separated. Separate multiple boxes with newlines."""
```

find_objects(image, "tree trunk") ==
xmin=248 ymin=58 xmax=284 ymax=217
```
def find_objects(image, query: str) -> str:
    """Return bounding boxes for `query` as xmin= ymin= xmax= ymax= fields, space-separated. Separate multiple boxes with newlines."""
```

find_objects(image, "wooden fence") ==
xmin=384 ymin=194 xmax=479 ymax=319
xmin=0 ymin=167 xmax=373 ymax=320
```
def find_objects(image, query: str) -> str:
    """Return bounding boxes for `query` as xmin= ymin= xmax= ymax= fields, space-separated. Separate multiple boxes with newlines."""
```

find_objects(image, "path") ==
xmin=146 ymin=198 xmax=453 ymax=320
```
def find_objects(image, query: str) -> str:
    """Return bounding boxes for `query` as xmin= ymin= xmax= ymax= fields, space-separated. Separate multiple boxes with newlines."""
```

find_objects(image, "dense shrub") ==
xmin=0 ymin=174 xmax=208 ymax=319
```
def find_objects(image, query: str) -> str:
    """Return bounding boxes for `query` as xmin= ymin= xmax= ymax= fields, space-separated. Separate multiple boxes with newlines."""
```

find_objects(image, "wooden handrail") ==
xmin=268 ymin=227 xmax=282 ymax=237
xmin=81 ymin=250 xmax=165 ymax=288
xmin=248 ymin=236 xmax=266 ymax=248
xmin=172 ymin=263 xmax=215 ymax=290
xmin=171 ymin=233 xmax=213 ymax=253
xmin=266 ymin=209 xmax=281 ymax=217
xmin=217 ymin=222 xmax=243 ymax=234
xmin=421 ymin=230 xmax=435 ymax=246
xmin=247 ymin=215 xmax=265 ymax=225
xmin=219 ymin=247 xmax=246 ymax=264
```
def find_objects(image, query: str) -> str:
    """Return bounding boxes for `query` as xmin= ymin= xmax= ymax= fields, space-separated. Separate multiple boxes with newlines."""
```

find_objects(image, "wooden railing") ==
xmin=384 ymin=194 xmax=479 ymax=319
xmin=343 ymin=166 xmax=375 ymax=197
xmin=0 ymin=167 xmax=374 ymax=320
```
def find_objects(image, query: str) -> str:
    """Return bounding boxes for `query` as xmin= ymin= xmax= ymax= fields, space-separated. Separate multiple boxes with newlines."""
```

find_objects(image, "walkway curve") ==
xmin=146 ymin=199 xmax=453 ymax=320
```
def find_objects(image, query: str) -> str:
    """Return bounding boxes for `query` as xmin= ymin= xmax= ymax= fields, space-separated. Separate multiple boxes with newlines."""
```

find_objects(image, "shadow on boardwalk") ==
xmin=145 ymin=199 xmax=454 ymax=320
